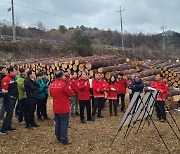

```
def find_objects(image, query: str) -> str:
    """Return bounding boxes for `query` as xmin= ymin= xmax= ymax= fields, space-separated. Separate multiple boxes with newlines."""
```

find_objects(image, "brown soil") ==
xmin=0 ymin=98 xmax=179 ymax=154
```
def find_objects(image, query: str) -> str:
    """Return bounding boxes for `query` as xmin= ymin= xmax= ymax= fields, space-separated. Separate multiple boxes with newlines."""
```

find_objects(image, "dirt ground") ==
xmin=0 ymin=98 xmax=179 ymax=154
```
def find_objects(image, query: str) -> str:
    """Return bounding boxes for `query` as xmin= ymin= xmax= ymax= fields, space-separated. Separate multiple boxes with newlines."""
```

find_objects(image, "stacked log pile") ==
xmin=9 ymin=55 xmax=179 ymax=108
xmin=160 ymin=63 xmax=180 ymax=88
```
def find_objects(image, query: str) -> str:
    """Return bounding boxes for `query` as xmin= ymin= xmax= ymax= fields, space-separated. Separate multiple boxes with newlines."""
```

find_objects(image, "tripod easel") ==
xmin=110 ymin=91 xmax=180 ymax=153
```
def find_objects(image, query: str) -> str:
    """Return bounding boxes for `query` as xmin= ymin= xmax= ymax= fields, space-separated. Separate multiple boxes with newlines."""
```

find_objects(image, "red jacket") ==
xmin=152 ymin=80 xmax=169 ymax=101
xmin=107 ymin=82 xmax=118 ymax=100
xmin=65 ymin=76 xmax=70 ymax=84
xmin=93 ymin=79 xmax=106 ymax=98
xmin=50 ymin=79 xmax=75 ymax=114
xmin=102 ymin=78 xmax=108 ymax=86
xmin=1 ymin=74 xmax=18 ymax=98
xmin=70 ymin=77 xmax=79 ymax=96
xmin=117 ymin=78 xmax=127 ymax=94
xmin=77 ymin=79 xmax=90 ymax=100
xmin=151 ymin=80 xmax=158 ymax=88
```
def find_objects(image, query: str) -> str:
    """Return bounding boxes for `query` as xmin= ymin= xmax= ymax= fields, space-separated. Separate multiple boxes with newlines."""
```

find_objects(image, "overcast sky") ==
xmin=0 ymin=0 xmax=179 ymax=34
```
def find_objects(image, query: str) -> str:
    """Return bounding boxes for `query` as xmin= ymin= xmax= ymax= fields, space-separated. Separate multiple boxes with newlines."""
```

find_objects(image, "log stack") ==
xmin=159 ymin=63 xmax=180 ymax=88
xmin=9 ymin=55 xmax=180 ymax=108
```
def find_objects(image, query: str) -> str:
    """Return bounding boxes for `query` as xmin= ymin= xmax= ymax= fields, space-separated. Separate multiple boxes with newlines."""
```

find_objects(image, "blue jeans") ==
xmin=54 ymin=113 xmax=69 ymax=143
xmin=0 ymin=97 xmax=5 ymax=120
xmin=1 ymin=98 xmax=16 ymax=131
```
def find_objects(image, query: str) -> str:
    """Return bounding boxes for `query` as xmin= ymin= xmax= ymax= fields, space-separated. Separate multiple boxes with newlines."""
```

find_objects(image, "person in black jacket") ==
xmin=0 ymin=66 xmax=6 ymax=122
xmin=129 ymin=75 xmax=144 ymax=97
xmin=24 ymin=70 xmax=39 ymax=129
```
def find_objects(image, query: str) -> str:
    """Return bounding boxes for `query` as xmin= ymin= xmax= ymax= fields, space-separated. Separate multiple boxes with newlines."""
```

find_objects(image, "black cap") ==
xmin=0 ymin=65 xmax=5 ymax=70
xmin=118 ymin=72 xmax=123 ymax=76
xmin=36 ymin=72 xmax=43 ymax=77
xmin=19 ymin=68 xmax=26 ymax=73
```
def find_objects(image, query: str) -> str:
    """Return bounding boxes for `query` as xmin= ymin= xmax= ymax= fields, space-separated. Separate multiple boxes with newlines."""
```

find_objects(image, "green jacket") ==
xmin=42 ymin=78 xmax=49 ymax=94
xmin=17 ymin=76 xmax=26 ymax=100
xmin=36 ymin=79 xmax=46 ymax=100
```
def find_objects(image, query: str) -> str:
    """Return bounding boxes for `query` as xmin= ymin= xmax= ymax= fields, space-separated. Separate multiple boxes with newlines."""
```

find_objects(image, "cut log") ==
xmin=143 ymin=75 xmax=156 ymax=81
xmin=139 ymin=69 xmax=161 ymax=78
xmin=98 ymin=63 xmax=135 ymax=73
xmin=86 ymin=58 xmax=126 ymax=70
xmin=72 ymin=64 xmax=78 ymax=71
xmin=78 ymin=64 xmax=85 ymax=72
xmin=167 ymin=89 xmax=180 ymax=97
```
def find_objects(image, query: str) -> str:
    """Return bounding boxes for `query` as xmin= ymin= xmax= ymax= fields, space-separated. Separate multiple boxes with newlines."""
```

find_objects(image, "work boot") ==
xmin=81 ymin=119 xmax=86 ymax=123
xmin=7 ymin=127 xmax=16 ymax=131
xmin=97 ymin=115 xmax=104 ymax=118
xmin=91 ymin=116 xmax=95 ymax=121
xmin=75 ymin=112 xmax=80 ymax=116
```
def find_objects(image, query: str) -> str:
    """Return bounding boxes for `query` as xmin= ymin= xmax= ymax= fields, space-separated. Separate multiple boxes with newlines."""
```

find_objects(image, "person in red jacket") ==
xmin=117 ymin=72 xmax=127 ymax=112
xmin=64 ymin=71 xmax=70 ymax=85
xmin=127 ymin=74 xmax=135 ymax=101
xmin=92 ymin=72 xmax=106 ymax=121
xmin=70 ymin=71 xmax=79 ymax=117
xmin=107 ymin=76 xmax=118 ymax=116
xmin=50 ymin=71 xmax=75 ymax=144
xmin=151 ymin=74 xmax=169 ymax=122
xmin=151 ymin=75 xmax=158 ymax=89
xmin=77 ymin=71 xmax=92 ymax=123
xmin=0 ymin=66 xmax=18 ymax=134
xmin=101 ymin=73 xmax=107 ymax=109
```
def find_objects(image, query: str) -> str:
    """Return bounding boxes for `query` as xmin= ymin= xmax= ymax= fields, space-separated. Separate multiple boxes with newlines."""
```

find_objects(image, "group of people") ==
xmin=0 ymin=64 xmax=169 ymax=145
xmin=49 ymin=70 xmax=169 ymax=144
xmin=0 ymin=66 xmax=50 ymax=134
xmin=54 ymin=71 xmax=144 ymax=123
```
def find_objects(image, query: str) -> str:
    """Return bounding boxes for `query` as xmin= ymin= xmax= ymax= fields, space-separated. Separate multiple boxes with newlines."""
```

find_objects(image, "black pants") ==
xmin=155 ymin=101 xmax=166 ymax=120
xmin=1 ymin=98 xmax=16 ymax=131
xmin=109 ymin=99 xmax=118 ymax=114
xmin=117 ymin=94 xmax=125 ymax=111
xmin=15 ymin=100 xmax=20 ymax=116
xmin=44 ymin=94 xmax=48 ymax=118
xmin=26 ymin=98 xmax=37 ymax=126
xmin=79 ymin=100 xmax=91 ymax=121
xmin=37 ymin=99 xmax=46 ymax=119
xmin=101 ymin=98 xmax=105 ymax=109
xmin=92 ymin=97 xmax=104 ymax=117
xmin=129 ymin=94 xmax=133 ymax=102
xmin=90 ymin=96 xmax=94 ymax=109
xmin=18 ymin=98 xmax=26 ymax=122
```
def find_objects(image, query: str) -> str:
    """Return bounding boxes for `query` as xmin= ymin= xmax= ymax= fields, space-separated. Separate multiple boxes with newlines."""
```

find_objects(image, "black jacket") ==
xmin=0 ymin=73 xmax=6 ymax=98
xmin=129 ymin=79 xmax=144 ymax=95
xmin=24 ymin=77 xmax=39 ymax=99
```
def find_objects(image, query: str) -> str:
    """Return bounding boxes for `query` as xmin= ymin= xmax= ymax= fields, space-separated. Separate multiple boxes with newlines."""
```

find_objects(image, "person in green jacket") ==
xmin=36 ymin=72 xmax=47 ymax=121
xmin=15 ymin=73 xmax=21 ymax=117
xmin=16 ymin=68 xmax=27 ymax=124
